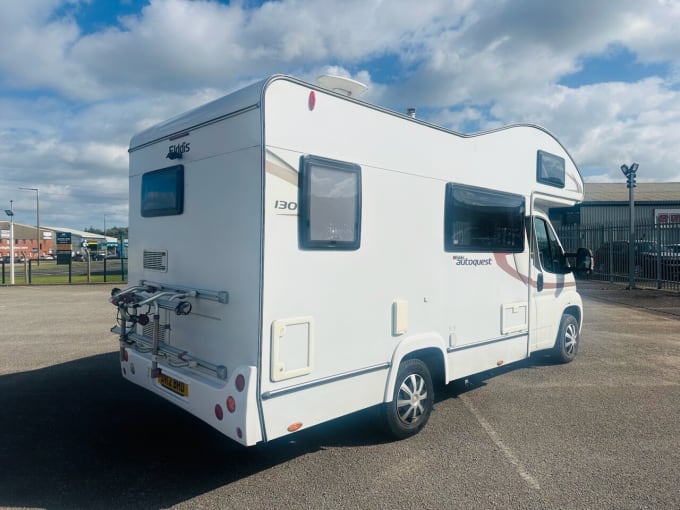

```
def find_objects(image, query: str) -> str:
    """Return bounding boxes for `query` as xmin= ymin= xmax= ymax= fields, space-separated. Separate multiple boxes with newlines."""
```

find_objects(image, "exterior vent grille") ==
xmin=143 ymin=250 xmax=168 ymax=272
xmin=143 ymin=323 xmax=167 ymax=343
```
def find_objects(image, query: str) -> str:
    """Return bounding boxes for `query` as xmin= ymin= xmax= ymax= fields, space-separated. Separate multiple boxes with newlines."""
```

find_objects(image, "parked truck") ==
xmin=111 ymin=74 xmax=592 ymax=446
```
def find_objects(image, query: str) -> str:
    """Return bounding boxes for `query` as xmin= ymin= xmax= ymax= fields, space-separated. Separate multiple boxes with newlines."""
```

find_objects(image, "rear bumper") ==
xmin=120 ymin=345 xmax=262 ymax=446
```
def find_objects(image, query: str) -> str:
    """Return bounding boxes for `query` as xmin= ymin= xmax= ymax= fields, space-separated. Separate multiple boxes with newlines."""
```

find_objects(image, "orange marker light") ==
xmin=287 ymin=422 xmax=303 ymax=432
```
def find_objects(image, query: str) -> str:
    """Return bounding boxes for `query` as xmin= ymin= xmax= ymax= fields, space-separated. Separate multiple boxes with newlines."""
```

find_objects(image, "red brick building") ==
xmin=0 ymin=221 xmax=55 ymax=261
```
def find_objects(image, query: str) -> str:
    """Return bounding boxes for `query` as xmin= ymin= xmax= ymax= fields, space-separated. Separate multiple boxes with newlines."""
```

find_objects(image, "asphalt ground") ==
xmin=0 ymin=283 xmax=678 ymax=510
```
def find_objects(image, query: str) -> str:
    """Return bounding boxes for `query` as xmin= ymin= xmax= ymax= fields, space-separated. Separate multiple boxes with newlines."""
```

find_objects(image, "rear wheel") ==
xmin=553 ymin=314 xmax=579 ymax=363
xmin=384 ymin=359 xmax=434 ymax=439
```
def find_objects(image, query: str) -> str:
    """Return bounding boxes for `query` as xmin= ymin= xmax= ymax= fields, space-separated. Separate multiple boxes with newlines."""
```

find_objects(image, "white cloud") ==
xmin=1 ymin=0 xmax=680 ymax=229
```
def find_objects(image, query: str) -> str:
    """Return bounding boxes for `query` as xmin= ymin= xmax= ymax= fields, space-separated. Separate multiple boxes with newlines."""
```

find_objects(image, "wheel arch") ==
xmin=383 ymin=333 xmax=448 ymax=402
xmin=563 ymin=304 xmax=582 ymax=330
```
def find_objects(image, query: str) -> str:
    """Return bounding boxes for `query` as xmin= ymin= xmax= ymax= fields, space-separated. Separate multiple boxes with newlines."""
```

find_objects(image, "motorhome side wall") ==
xmin=257 ymin=77 xmax=581 ymax=441
xmin=128 ymin=100 xmax=264 ymax=375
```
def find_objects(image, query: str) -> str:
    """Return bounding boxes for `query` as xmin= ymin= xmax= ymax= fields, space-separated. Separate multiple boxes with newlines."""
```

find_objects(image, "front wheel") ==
xmin=553 ymin=314 xmax=579 ymax=363
xmin=383 ymin=359 xmax=434 ymax=439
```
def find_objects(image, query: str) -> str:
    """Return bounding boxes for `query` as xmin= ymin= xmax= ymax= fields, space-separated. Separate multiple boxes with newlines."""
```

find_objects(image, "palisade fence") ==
xmin=557 ymin=223 xmax=680 ymax=291
xmin=1 ymin=258 xmax=127 ymax=285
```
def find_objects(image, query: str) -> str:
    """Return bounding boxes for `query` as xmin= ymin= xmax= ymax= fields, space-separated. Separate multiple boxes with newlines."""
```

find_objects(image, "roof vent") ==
xmin=317 ymin=75 xmax=368 ymax=97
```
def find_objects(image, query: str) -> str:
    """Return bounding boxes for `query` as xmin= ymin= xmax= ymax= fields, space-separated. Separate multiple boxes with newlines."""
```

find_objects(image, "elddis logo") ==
xmin=452 ymin=255 xmax=493 ymax=267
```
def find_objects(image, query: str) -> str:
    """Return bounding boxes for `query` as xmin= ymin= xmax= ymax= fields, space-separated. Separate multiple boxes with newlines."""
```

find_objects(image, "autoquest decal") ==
xmin=452 ymin=255 xmax=493 ymax=267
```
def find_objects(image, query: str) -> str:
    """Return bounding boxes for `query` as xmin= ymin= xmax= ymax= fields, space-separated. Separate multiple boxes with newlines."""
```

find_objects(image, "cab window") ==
xmin=533 ymin=217 xmax=568 ymax=273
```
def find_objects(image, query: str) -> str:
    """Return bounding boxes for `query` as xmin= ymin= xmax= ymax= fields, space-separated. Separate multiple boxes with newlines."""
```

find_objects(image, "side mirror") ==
xmin=574 ymin=247 xmax=593 ymax=276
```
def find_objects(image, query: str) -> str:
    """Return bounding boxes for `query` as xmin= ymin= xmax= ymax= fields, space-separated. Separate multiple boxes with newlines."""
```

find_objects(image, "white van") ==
xmin=111 ymin=74 xmax=592 ymax=446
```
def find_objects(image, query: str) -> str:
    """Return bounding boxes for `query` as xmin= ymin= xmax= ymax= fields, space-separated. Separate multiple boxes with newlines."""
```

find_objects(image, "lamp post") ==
xmin=4 ymin=202 xmax=15 ymax=285
xmin=620 ymin=163 xmax=639 ymax=290
xmin=19 ymin=187 xmax=39 ymax=266
xmin=104 ymin=214 xmax=110 ymax=267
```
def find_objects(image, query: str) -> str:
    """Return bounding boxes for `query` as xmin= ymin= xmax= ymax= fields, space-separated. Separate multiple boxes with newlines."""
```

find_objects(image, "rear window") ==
xmin=141 ymin=165 xmax=184 ymax=217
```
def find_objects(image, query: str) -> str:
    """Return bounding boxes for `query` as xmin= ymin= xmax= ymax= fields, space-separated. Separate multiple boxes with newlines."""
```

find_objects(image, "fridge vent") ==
xmin=143 ymin=250 xmax=168 ymax=272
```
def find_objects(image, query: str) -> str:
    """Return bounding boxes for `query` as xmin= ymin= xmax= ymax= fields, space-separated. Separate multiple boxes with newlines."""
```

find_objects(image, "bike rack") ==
xmin=111 ymin=281 xmax=229 ymax=380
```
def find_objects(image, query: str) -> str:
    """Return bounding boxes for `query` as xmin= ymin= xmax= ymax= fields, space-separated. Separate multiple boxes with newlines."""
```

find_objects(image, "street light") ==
xmin=19 ymin=187 xmax=39 ymax=265
xmin=104 ymin=214 xmax=108 ymax=263
xmin=4 ymin=201 xmax=15 ymax=285
xmin=620 ymin=163 xmax=639 ymax=290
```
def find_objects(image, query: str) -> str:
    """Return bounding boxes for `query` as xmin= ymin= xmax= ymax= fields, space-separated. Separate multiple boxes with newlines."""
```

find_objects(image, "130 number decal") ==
xmin=274 ymin=200 xmax=298 ymax=211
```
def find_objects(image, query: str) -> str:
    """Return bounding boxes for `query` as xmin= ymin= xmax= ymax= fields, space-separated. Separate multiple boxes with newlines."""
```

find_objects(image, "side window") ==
xmin=298 ymin=155 xmax=361 ymax=250
xmin=141 ymin=165 xmax=184 ymax=217
xmin=444 ymin=183 xmax=525 ymax=252
xmin=533 ymin=217 xmax=568 ymax=274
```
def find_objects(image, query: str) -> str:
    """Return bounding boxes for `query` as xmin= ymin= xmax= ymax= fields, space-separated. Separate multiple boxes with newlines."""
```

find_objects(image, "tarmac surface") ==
xmin=0 ymin=283 xmax=678 ymax=510
xmin=576 ymin=278 xmax=680 ymax=318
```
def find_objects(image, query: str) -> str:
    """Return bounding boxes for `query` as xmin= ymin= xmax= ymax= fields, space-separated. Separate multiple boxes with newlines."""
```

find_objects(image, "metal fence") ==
xmin=557 ymin=223 xmax=680 ymax=291
xmin=1 ymin=258 xmax=128 ymax=285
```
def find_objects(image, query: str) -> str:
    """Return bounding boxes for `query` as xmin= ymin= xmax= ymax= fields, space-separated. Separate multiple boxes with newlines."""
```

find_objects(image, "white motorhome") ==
xmin=111 ymin=74 xmax=591 ymax=446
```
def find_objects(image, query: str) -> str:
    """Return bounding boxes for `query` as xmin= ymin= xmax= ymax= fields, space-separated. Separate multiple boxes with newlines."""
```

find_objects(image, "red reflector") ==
xmin=123 ymin=349 xmax=128 ymax=362
xmin=235 ymin=374 xmax=245 ymax=392
xmin=226 ymin=396 xmax=236 ymax=413
xmin=308 ymin=91 xmax=316 ymax=110
xmin=215 ymin=404 xmax=224 ymax=421
xmin=287 ymin=422 xmax=303 ymax=432
xmin=236 ymin=427 xmax=243 ymax=439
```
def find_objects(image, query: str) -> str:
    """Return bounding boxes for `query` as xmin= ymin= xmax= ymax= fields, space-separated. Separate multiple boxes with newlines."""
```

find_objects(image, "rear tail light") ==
xmin=215 ymin=404 xmax=224 ymax=421
xmin=226 ymin=396 xmax=236 ymax=413
xmin=235 ymin=374 xmax=245 ymax=392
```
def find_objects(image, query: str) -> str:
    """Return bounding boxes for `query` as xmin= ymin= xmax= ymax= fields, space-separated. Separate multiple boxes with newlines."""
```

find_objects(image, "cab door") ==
xmin=529 ymin=214 xmax=572 ymax=352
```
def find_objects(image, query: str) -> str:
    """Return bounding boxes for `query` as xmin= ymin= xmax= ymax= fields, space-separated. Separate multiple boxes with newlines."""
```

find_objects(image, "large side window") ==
xmin=533 ymin=217 xmax=568 ymax=274
xmin=444 ymin=184 xmax=525 ymax=252
xmin=141 ymin=165 xmax=184 ymax=217
xmin=298 ymin=155 xmax=361 ymax=250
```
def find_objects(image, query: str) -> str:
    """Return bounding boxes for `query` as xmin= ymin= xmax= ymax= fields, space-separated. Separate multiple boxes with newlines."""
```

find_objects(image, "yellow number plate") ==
xmin=158 ymin=373 xmax=189 ymax=397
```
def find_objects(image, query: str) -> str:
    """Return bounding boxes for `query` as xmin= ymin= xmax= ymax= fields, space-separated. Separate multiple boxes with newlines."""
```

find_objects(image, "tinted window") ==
xmin=141 ymin=165 xmax=184 ymax=217
xmin=537 ymin=150 xmax=565 ymax=188
xmin=298 ymin=155 xmax=361 ymax=250
xmin=444 ymin=184 xmax=525 ymax=252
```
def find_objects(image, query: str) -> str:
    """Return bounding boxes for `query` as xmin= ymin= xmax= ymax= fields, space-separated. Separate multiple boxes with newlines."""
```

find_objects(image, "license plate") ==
xmin=158 ymin=373 xmax=189 ymax=397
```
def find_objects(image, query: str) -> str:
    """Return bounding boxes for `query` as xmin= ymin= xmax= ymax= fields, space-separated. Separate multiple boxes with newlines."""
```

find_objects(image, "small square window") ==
xmin=298 ymin=155 xmax=361 ymax=250
xmin=141 ymin=165 xmax=184 ymax=217
xmin=537 ymin=150 xmax=565 ymax=188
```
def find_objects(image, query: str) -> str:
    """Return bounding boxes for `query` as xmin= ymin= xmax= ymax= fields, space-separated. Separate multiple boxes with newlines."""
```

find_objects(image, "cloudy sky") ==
xmin=1 ymin=0 xmax=680 ymax=230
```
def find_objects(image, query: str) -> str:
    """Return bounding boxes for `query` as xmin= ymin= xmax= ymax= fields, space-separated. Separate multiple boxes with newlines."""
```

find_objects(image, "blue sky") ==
xmin=1 ymin=0 xmax=680 ymax=230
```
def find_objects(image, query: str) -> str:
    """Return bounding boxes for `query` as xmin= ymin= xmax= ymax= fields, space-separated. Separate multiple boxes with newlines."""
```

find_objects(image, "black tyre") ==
xmin=384 ymin=358 xmax=434 ymax=439
xmin=553 ymin=314 xmax=579 ymax=363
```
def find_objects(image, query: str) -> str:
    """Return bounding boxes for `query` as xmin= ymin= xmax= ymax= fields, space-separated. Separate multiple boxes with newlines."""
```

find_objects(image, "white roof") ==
xmin=46 ymin=226 xmax=118 ymax=243
xmin=129 ymin=77 xmax=269 ymax=150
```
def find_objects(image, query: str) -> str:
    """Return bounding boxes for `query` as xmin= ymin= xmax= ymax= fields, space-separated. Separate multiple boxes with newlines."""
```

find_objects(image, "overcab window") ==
xmin=536 ymin=150 xmax=565 ymax=188
xmin=444 ymin=184 xmax=525 ymax=252
xmin=141 ymin=165 xmax=184 ymax=217
xmin=298 ymin=155 xmax=361 ymax=250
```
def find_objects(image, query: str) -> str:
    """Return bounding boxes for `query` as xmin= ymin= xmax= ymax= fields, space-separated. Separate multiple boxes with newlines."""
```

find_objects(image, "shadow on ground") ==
xmin=0 ymin=350 xmax=555 ymax=509
xmin=0 ymin=353 xmax=390 ymax=509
